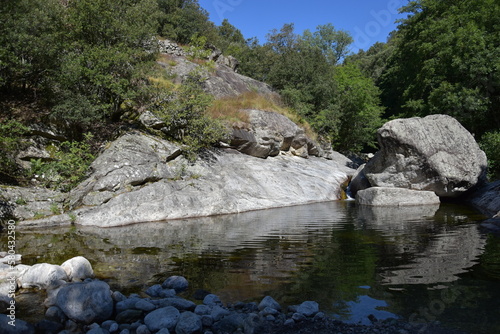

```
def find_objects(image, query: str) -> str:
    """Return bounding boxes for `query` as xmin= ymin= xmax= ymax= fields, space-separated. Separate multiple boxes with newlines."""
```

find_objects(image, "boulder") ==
xmin=144 ymin=306 xmax=180 ymax=332
xmin=55 ymin=280 xmax=113 ymax=324
xmin=175 ymin=311 xmax=202 ymax=334
xmin=61 ymin=256 xmax=94 ymax=282
xmin=348 ymin=164 xmax=371 ymax=197
xmin=356 ymin=187 xmax=440 ymax=206
xmin=230 ymin=109 xmax=323 ymax=159
xmin=364 ymin=115 xmax=487 ymax=197
xmin=68 ymin=132 xmax=182 ymax=208
xmin=18 ymin=263 xmax=68 ymax=289
xmin=468 ymin=180 xmax=500 ymax=216
xmin=162 ymin=276 xmax=188 ymax=293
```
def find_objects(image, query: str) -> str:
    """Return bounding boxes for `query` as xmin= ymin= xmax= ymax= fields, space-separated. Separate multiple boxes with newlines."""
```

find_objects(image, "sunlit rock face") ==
xmin=364 ymin=115 xmax=487 ymax=198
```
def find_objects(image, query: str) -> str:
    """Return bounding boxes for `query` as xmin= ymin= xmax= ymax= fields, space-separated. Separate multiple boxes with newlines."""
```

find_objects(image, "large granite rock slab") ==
xmin=364 ymin=115 xmax=487 ymax=197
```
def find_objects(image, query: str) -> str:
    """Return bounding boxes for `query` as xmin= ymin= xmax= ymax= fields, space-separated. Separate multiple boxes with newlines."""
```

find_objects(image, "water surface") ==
xmin=3 ymin=201 xmax=499 ymax=333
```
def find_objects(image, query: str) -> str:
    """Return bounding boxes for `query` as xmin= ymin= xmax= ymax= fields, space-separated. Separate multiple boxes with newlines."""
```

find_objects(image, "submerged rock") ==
xmin=364 ymin=115 xmax=487 ymax=198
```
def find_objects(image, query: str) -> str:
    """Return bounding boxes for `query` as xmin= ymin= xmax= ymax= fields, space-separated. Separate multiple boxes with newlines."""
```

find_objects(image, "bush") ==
xmin=150 ymin=74 xmax=229 ymax=159
xmin=30 ymin=133 xmax=96 ymax=192
xmin=480 ymin=131 xmax=500 ymax=180
xmin=0 ymin=120 xmax=28 ymax=184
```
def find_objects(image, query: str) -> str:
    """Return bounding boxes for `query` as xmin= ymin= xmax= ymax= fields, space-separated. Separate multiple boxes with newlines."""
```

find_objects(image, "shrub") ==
xmin=0 ymin=120 xmax=29 ymax=184
xmin=30 ymin=133 xmax=96 ymax=191
xmin=480 ymin=131 xmax=500 ymax=180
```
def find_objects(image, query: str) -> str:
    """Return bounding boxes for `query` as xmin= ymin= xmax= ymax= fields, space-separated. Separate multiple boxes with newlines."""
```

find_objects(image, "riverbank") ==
xmin=1 ymin=268 xmax=469 ymax=334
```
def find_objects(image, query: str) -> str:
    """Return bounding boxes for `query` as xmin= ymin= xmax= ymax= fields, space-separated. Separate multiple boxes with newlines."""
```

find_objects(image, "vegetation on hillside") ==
xmin=0 ymin=0 xmax=499 ymax=188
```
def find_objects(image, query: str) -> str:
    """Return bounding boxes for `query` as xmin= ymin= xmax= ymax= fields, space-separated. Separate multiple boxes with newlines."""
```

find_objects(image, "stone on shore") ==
xmin=364 ymin=115 xmax=487 ymax=197
xmin=19 ymin=263 xmax=68 ymax=289
xmin=61 ymin=256 xmax=94 ymax=282
xmin=162 ymin=275 xmax=188 ymax=293
xmin=144 ymin=306 xmax=180 ymax=332
xmin=55 ymin=280 xmax=113 ymax=324
xmin=356 ymin=187 xmax=440 ymax=206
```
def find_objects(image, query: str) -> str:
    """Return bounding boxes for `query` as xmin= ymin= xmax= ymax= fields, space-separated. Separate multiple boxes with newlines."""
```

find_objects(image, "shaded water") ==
xmin=3 ymin=201 xmax=500 ymax=333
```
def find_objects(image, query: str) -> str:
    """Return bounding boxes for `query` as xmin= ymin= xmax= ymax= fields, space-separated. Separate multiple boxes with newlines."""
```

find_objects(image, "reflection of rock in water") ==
xmin=379 ymin=224 xmax=485 ymax=285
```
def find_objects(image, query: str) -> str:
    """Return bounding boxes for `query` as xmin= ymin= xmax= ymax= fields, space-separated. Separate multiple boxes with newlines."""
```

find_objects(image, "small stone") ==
xmin=154 ymin=297 xmax=196 ymax=311
xmin=175 ymin=311 xmax=202 ymax=334
xmin=159 ymin=288 xmax=176 ymax=298
xmin=292 ymin=312 xmax=306 ymax=322
xmin=265 ymin=315 xmax=275 ymax=322
xmin=35 ymin=319 xmax=63 ymax=334
xmin=112 ymin=291 xmax=127 ymax=303
xmin=297 ymin=301 xmax=319 ymax=317
xmin=115 ymin=309 xmax=144 ymax=324
xmin=203 ymin=294 xmax=222 ymax=306
xmin=119 ymin=330 xmax=130 ymax=334
xmin=313 ymin=312 xmax=325 ymax=321
xmin=116 ymin=297 xmax=141 ymax=313
xmin=162 ymin=276 xmax=189 ymax=293
xmin=258 ymin=296 xmax=281 ymax=311
xmin=201 ymin=315 xmax=213 ymax=327
xmin=260 ymin=306 xmax=279 ymax=317
xmin=144 ymin=306 xmax=180 ymax=332
xmin=136 ymin=324 xmax=151 ymax=334
xmin=194 ymin=304 xmax=211 ymax=315
xmin=135 ymin=299 xmax=156 ymax=312
xmin=284 ymin=319 xmax=295 ymax=326
xmin=211 ymin=305 xmax=231 ymax=322
xmin=45 ymin=305 xmax=67 ymax=323
xmin=157 ymin=329 xmax=171 ymax=334
xmin=86 ymin=327 xmax=110 ymax=334
xmin=145 ymin=284 xmax=163 ymax=297
xmin=212 ymin=314 xmax=244 ymax=334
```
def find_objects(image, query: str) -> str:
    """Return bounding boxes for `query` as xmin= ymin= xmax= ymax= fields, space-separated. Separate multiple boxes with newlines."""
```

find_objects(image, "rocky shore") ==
xmin=1 ymin=256 xmax=468 ymax=334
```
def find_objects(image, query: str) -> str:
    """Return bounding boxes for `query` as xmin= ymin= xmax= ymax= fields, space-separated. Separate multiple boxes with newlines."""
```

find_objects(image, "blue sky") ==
xmin=198 ymin=0 xmax=409 ymax=53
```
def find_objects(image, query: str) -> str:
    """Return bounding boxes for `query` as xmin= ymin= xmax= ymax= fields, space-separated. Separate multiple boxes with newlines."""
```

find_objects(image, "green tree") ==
xmin=302 ymin=23 xmax=353 ymax=65
xmin=380 ymin=0 xmax=500 ymax=135
xmin=316 ymin=63 xmax=384 ymax=152
xmin=157 ymin=0 xmax=218 ymax=44
xmin=0 ymin=0 xmax=65 ymax=94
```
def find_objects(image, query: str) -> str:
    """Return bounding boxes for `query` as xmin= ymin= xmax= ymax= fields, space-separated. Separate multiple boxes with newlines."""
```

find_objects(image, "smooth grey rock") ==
xmin=203 ymin=294 xmax=222 ymax=306
xmin=19 ymin=263 xmax=68 ymax=289
xmin=144 ymin=306 xmax=180 ymax=332
xmin=45 ymin=305 xmax=67 ymax=323
xmin=34 ymin=319 xmax=63 ymax=334
xmin=212 ymin=314 xmax=244 ymax=334
xmin=112 ymin=290 xmax=127 ymax=303
xmin=230 ymin=110 xmax=323 ymax=160
xmin=102 ymin=320 xmax=119 ymax=332
xmin=348 ymin=164 xmax=371 ymax=197
xmin=364 ymin=115 xmax=487 ymax=197
xmin=201 ymin=315 xmax=213 ymax=327
xmin=260 ymin=306 xmax=279 ymax=316
xmin=356 ymin=187 xmax=440 ymax=206
xmin=469 ymin=180 xmax=500 ymax=216
xmin=297 ymin=301 xmax=319 ymax=317
xmin=69 ymin=132 xmax=182 ymax=208
xmin=211 ymin=305 xmax=231 ymax=322
xmin=0 ymin=314 xmax=35 ymax=334
xmin=135 ymin=299 xmax=156 ymax=312
xmin=162 ymin=275 xmax=188 ymax=293
xmin=115 ymin=309 xmax=143 ymax=324
xmin=87 ymin=327 xmax=110 ymax=334
xmin=194 ymin=304 xmax=211 ymax=315
xmin=156 ymin=329 xmax=171 ymax=334
xmin=116 ymin=297 xmax=141 ymax=313
xmin=153 ymin=297 xmax=196 ymax=311
xmin=56 ymin=280 xmax=113 ymax=324
xmin=292 ymin=312 xmax=306 ymax=322
xmin=69 ymin=146 xmax=352 ymax=227
xmin=145 ymin=284 xmax=163 ymax=297
xmin=136 ymin=325 xmax=151 ymax=334
xmin=60 ymin=256 xmax=94 ymax=282
xmin=258 ymin=296 xmax=281 ymax=311
xmin=175 ymin=311 xmax=202 ymax=334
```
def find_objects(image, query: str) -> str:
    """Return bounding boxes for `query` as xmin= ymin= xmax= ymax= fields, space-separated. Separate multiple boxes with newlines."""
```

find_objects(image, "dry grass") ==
xmin=207 ymin=92 xmax=317 ymax=139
